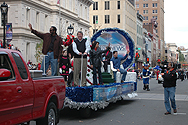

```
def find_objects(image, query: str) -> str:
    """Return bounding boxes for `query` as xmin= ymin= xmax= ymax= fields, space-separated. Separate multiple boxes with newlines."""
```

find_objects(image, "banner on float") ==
xmin=6 ymin=23 xmax=12 ymax=43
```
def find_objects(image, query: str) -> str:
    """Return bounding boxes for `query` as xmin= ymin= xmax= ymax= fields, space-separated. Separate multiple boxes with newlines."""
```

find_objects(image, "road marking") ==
xmin=173 ymin=113 xmax=186 ymax=115
xmin=134 ymin=93 xmax=188 ymax=101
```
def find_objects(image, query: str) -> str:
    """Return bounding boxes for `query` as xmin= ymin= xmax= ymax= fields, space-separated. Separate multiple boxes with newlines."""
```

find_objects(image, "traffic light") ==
xmin=146 ymin=57 xmax=149 ymax=63
xmin=178 ymin=64 xmax=181 ymax=69
xmin=135 ymin=51 xmax=140 ymax=60
xmin=136 ymin=47 xmax=141 ymax=50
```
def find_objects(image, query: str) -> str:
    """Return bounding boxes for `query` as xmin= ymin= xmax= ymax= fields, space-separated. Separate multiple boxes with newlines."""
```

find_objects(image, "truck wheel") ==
xmin=79 ymin=108 xmax=92 ymax=118
xmin=36 ymin=102 xmax=58 ymax=125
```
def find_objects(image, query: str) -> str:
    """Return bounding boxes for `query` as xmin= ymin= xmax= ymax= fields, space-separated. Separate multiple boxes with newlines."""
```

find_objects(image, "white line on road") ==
xmin=134 ymin=93 xmax=188 ymax=101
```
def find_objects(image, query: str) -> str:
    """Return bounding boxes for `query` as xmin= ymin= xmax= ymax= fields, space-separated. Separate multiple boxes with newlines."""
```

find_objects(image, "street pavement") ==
xmin=30 ymin=78 xmax=188 ymax=125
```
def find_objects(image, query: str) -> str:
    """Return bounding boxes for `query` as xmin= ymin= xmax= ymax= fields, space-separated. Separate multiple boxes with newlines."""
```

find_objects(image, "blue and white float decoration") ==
xmin=64 ymin=28 xmax=137 ymax=111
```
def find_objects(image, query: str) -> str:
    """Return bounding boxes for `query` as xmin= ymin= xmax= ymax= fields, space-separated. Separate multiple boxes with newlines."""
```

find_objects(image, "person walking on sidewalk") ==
xmin=28 ymin=23 xmax=72 ymax=76
xmin=142 ymin=64 xmax=151 ymax=91
xmin=161 ymin=62 xmax=177 ymax=115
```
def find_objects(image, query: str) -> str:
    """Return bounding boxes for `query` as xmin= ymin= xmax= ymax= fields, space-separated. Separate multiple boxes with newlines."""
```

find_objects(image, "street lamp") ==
xmin=67 ymin=24 xmax=74 ymax=35
xmin=1 ymin=2 xmax=8 ymax=48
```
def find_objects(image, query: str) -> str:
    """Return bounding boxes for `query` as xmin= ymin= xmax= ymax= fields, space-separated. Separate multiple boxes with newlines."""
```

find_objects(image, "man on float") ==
xmin=142 ymin=63 xmax=151 ymax=91
xmin=110 ymin=50 xmax=130 ymax=83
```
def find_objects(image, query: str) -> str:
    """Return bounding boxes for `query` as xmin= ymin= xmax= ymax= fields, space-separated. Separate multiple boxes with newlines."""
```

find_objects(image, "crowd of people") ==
xmin=0 ymin=41 xmax=21 ymax=52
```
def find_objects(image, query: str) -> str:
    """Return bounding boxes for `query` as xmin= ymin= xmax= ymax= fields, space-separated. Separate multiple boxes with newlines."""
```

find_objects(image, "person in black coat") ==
xmin=90 ymin=41 xmax=110 ymax=85
xmin=59 ymin=50 xmax=71 ymax=86
xmin=161 ymin=62 xmax=177 ymax=115
xmin=102 ymin=47 xmax=112 ymax=72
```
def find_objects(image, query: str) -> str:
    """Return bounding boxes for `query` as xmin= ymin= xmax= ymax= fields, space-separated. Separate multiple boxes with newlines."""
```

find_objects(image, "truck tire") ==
xmin=36 ymin=102 xmax=58 ymax=125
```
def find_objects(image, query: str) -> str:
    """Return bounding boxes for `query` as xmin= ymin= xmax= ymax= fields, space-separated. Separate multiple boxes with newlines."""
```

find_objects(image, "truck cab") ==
xmin=0 ymin=49 xmax=65 ymax=125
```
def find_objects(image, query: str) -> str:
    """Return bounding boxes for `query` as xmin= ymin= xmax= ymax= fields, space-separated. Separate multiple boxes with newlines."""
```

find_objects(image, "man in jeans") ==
xmin=28 ymin=23 xmax=72 ymax=76
xmin=110 ymin=50 xmax=130 ymax=83
xmin=161 ymin=62 xmax=177 ymax=115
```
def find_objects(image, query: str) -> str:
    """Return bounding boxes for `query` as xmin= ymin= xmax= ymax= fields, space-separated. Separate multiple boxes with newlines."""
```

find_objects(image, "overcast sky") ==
xmin=164 ymin=0 xmax=188 ymax=48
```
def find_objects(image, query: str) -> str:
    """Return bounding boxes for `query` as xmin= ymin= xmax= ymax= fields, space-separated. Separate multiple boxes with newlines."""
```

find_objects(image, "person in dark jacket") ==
xmin=161 ymin=62 xmax=177 ymax=115
xmin=72 ymin=31 xmax=90 ymax=86
xmin=90 ymin=41 xmax=110 ymax=85
xmin=59 ymin=49 xmax=71 ymax=86
xmin=28 ymin=23 xmax=72 ymax=76
xmin=102 ymin=47 xmax=112 ymax=72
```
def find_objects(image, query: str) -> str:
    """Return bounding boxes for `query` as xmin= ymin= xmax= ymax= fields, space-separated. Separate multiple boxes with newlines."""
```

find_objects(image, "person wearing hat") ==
xmin=90 ymin=41 xmax=110 ymax=85
xmin=142 ymin=63 xmax=151 ymax=91
xmin=28 ymin=23 xmax=72 ymax=76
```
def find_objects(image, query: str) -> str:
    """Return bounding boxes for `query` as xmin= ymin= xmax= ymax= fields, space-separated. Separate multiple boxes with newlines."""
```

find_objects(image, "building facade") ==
xmin=89 ymin=0 xmax=137 ymax=44
xmin=143 ymin=28 xmax=152 ymax=65
xmin=166 ymin=43 xmax=179 ymax=63
xmin=136 ymin=0 xmax=164 ymax=41
xmin=0 ymin=0 xmax=93 ymax=63
xmin=136 ymin=13 xmax=144 ymax=68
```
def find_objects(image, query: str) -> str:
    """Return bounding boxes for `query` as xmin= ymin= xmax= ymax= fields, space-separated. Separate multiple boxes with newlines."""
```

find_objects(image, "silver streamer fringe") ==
xmin=64 ymin=92 xmax=138 ymax=111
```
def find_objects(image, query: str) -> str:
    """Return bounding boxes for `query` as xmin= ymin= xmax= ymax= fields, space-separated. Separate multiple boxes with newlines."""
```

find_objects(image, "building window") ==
xmin=143 ymin=4 xmax=148 ymax=7
xmin=117 ymin=15 xmax=120 ymax=23
xmin=26 ymin=8 xmax=30 ymax=26
xmin=93 ymin=15 xmax=98 ymax=24
xmin=156 ymin=29 xmax=158 ymax=33
xmin=105 ymin=15 xmax=110 ymax=24
xmin=36 ymin=12 xmax=39 ymax=29
xmin=93 ymin=29 xmax=98 ymax=34
xmin=93 ymin=2 xmax=98 ymax=10
xmin=152 ymin=3 xmax=157 ymax=7
xmin=143 ymin=10 xmax=148 ymax=14
xmin=153 ymin=10 xmax=157 ymax=13
xmin=153 ymin=16 xmax=157 ymax=20
xmin=136 ymin=0 xmax=139 ymax=1
xmin=137 ymin=10 xmax=139 ymax=13
xmin=117 ymin=1 xmax=120 ymax=9
xmin=144 ymin=16 xmax=148 ymax=20
xmin=45 ymin=15 xmax=48 ymax=31
xmin=136 ymin=4 xmax=139 ymax=8
xmin=105 ymin=1 xmax=110 ymax=10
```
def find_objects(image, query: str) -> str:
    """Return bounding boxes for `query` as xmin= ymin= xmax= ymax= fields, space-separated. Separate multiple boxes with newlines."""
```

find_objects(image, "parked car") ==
xmin=0 ymin=49 xmax=66 ymax=125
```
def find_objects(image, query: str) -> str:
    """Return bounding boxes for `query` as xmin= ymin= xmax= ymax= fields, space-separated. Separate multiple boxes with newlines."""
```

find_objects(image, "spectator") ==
xmin=161 ymin=62 xmax=177 ymax=115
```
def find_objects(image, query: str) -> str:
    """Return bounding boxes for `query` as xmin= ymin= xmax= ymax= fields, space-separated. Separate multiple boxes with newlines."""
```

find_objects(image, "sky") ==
xmin=164 ymin=0 xmax=188 ymax=48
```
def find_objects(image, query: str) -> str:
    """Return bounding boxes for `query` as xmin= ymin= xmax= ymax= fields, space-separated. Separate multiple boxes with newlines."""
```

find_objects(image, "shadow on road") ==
xmin=59 ymin=99 xmax=135 ymax=120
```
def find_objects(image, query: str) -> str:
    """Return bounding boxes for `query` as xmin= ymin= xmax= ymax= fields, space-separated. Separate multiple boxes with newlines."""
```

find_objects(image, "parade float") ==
xmin=64 ymin=28 xmax=138 ymax=117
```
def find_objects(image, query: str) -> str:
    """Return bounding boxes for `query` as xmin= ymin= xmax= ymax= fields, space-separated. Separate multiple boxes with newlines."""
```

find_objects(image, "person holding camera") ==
xmin=161 ymin=62 xmax=177 ymax=115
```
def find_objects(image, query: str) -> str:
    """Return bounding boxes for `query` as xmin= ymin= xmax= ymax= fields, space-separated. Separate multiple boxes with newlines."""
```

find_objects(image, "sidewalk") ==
xmin=134 ymin=93 xmax=188 ymax=101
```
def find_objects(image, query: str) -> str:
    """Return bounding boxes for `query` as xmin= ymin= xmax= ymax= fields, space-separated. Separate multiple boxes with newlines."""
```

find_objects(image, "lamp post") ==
xmin=67 ymin=24 xmax=74 ymax=35
xmin=1 ymin=2 xmax=8 ymax=48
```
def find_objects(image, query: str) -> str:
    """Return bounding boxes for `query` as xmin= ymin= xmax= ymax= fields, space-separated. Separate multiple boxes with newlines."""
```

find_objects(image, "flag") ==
xmin=57 ymin=0 xmax=60 ymax=4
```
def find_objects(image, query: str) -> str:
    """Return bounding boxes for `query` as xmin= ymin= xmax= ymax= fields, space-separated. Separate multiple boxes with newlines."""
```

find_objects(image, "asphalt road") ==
xmin=31 ymin=78 xmax=188 ymax=125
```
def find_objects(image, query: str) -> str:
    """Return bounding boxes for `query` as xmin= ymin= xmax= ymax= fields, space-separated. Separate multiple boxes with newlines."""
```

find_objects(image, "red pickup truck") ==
xmin=0 ymin=49 xmax=66 ymax=125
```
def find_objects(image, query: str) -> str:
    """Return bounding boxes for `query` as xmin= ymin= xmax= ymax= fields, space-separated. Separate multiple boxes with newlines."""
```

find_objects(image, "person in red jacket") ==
xmin=28 ymin=23 xmax=72 ymax=76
